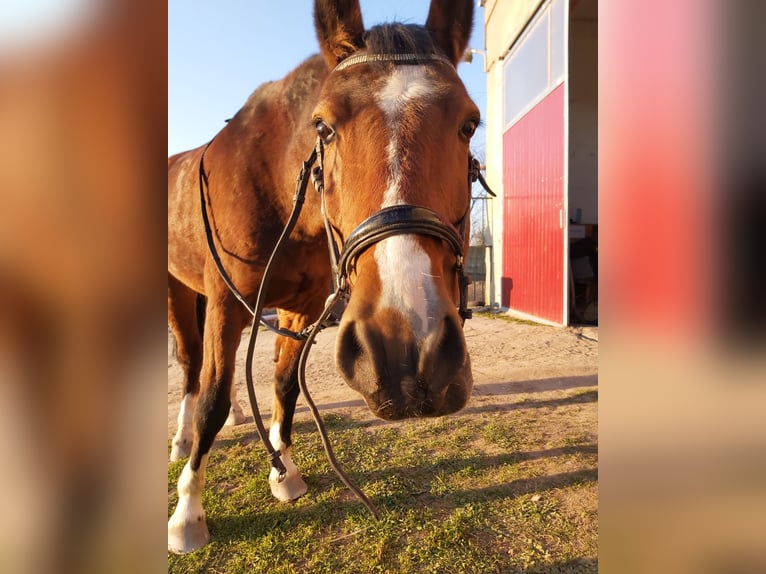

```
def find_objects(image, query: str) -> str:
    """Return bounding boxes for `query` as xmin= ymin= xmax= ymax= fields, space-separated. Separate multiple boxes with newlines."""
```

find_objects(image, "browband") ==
xmin=333 ymin=52 xmax=453 ymax=73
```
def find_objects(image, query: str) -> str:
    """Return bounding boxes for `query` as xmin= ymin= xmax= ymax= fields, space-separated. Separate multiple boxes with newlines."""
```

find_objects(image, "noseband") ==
xmin=340 ymin=205 xmax=464 ymax=279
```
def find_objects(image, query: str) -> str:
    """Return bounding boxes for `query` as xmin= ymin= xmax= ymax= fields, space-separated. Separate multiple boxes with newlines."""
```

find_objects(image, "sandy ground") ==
xmin=167 ymin=314 xmax=598 ymax=441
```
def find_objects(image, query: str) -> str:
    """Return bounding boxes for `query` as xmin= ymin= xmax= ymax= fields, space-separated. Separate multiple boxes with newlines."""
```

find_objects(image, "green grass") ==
xmin=473 ymin=311 xmax=546 ymax=327
xmin=169 ymin=394 xmax=597 ymax=573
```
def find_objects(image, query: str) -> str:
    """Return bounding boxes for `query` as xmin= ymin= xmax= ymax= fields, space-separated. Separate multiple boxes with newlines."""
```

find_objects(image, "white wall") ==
xmin=486 ymin=63 xmax=504 ymax=307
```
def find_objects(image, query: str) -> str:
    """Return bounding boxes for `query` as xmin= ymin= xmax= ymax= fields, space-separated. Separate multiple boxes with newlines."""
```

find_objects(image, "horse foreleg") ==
xmin=168 ymin=298 xmax=244 ymax=553
xmin=267 ymin=308 xmax=320 ymax=502
xmin=168 ymin=275 xmax=202 ymax=461
xmin=168 ymin=375 xmax=232 ymax=553
xmin=268 ymin=335 xmax=307 ymax=501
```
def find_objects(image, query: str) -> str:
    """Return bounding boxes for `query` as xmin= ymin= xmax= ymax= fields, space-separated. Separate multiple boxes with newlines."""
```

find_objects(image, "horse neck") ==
xmin=219 ymin=55 xmax=330 ymax=232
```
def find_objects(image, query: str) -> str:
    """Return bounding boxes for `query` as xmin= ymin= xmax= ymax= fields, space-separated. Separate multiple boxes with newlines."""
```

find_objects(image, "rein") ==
xmin=200 ymin=137 xmax=376 ymax=515
xmin=198 ymin=141 xmax=313 ymax=341
xmin=198 ymin=50 xmax=496 ymax=520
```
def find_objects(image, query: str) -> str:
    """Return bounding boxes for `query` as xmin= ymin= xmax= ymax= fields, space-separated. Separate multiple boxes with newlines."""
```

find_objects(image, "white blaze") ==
xmin=377 ymin=66 xmax=434 ymax=207
xmin=374 ymin=67 xmax=440 ymax=337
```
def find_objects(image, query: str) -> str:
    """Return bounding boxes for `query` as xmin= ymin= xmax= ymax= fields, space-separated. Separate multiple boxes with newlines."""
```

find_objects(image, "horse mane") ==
xmin=362 ymin=24 xmax=439 ymax=58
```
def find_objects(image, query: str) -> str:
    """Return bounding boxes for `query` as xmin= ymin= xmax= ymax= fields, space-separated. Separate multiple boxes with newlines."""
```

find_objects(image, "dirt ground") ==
xmin=167 ymin=313 xmax=598 ymax=441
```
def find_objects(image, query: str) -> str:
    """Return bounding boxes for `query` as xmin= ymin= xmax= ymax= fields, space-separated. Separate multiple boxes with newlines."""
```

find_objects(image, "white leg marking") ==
xmin=268 ymin=422 xmax=307 ymax=501
xmin=170 ymin=393 xmax=195 ymax=461
xmin=225 ymin=383 xmax=246 ymax=426
xmin=168 ymin=454 xmax=210 ymax=553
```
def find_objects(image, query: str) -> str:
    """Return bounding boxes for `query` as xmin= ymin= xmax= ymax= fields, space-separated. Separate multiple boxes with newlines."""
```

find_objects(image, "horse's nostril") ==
xmin=437 ymin=314 xmax=467 ymax=373
xmin=337 ymin=321 xmax=363 ymax=381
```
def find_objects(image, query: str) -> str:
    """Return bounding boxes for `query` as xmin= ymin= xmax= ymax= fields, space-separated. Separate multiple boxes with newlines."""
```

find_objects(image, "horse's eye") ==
xmin=461 ymin=120 xmax=478 ymax=141
xmin=315 ymin=120 xmax=335 ymax=143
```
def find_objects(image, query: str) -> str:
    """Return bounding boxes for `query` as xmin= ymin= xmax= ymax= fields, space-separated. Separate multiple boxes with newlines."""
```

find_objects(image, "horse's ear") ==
xmin=314 ymin=0 xmax=365 ymax=68
xmin=425 ymin=0 xmax=474 ymax=66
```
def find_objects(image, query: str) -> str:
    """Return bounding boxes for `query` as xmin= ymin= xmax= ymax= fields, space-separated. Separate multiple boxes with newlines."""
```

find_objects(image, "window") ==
xmin=503 ymin=0 xmax=567 ymax=128
xmin=503 ymin=12 xmax=549 ymax=126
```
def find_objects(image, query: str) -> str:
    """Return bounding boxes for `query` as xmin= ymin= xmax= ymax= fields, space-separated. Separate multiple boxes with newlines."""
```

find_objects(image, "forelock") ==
xmin=362 ymin=24 xmax=439 ymax=58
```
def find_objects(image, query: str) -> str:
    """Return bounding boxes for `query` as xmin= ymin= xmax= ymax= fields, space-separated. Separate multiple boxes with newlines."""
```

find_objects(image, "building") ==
xmin=481 ymin=0 xmax=597 ymax=325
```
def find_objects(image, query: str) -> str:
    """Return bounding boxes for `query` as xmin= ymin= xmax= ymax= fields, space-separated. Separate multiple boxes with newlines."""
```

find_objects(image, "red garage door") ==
xmin=500 ymin=0 xmax=568 ymax=324
xmin=501 ymin=85 xmax=565 ymax=323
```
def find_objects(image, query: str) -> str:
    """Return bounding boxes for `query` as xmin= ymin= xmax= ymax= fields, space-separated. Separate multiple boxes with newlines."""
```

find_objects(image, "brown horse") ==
xmin=168 ymin=0 xmax=479 ymax=553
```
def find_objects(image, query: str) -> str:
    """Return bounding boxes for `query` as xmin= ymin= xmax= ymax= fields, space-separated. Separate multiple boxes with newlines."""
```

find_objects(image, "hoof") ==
xmin=225 ymin=408 xmax=246 ymax=426
xmin=269 ymin=472 xmax=308 ymax=502
xmin=168 ymin=517 xmax=210 ymax=554
xmin=169 ymin=438 xmax=191 ymax=461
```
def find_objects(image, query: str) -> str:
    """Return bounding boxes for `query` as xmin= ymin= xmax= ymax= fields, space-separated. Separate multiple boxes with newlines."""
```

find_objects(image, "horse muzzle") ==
xmin=335 ymin=305 xmax=473 ymax=420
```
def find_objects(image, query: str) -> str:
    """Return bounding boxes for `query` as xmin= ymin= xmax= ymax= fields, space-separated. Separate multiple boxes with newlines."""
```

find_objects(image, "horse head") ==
xmin=312 ymin=0 xmax=478 ymax=420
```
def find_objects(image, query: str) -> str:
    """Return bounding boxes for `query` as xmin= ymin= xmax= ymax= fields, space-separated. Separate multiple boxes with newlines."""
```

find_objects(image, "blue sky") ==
xmin=168 ymin=0 xmax=488 ymax=158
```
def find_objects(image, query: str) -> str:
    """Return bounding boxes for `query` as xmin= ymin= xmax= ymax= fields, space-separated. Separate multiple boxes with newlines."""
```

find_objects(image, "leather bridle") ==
xmin=310 ymin=140 xmax=475 ymax=325
xmin=311 ymin=50 xmax=485 ymax=325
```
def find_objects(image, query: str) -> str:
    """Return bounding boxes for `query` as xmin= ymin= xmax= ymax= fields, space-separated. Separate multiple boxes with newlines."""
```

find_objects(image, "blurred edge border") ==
xmin=0 ymin=0 xmax=764 ymax=572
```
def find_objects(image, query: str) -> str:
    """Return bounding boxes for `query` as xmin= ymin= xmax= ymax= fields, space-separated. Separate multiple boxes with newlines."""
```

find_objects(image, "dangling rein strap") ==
xmin=198 ymin=140 xmax=319 ymax=481
xmin=197 ymin=139 xmax=378 ymax=516
xmin=469 ymin=157 xmax=495 ymax=197
xmin=198 ymin=140 xmax=312 ymax=341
